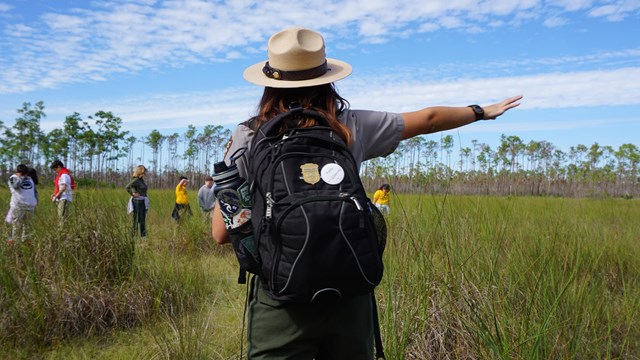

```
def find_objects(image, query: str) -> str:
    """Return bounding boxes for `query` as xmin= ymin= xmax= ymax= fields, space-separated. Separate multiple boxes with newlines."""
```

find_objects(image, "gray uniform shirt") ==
xmin=224 ymin=109 xmax=404 ymax=177
xmin=197 ymin=185 xmax=216 ymax=212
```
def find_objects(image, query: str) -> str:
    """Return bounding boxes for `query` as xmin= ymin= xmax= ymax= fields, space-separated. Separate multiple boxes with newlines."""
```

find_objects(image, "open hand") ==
xmin=483 ymin=95 xmax=523 ymax=120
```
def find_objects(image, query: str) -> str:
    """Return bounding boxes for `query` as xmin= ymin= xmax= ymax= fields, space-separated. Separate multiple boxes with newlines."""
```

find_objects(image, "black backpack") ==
xmin=246 ymin=104 xmax=387 ymax=304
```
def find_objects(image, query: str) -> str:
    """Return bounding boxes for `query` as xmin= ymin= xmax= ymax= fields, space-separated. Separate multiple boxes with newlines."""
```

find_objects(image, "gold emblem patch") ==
xmin=300 ymin=163 xmax=320 ymax=185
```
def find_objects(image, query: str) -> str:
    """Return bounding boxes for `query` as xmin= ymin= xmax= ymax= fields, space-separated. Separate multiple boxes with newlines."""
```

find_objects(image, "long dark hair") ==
xmin=253 ymin=83 xmax=352 ymax=146
xmin=27 ymin=167 xmax=39 ymax=185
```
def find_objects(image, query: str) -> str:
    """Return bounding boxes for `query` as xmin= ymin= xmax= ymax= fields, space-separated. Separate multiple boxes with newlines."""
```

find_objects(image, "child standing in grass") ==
xmin=7 ymin=164 xmax=38 ymax=244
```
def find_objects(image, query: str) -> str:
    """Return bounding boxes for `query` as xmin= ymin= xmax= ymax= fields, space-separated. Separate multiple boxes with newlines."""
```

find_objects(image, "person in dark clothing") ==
xmin=126 ymin=165 xmax=149 ymax=238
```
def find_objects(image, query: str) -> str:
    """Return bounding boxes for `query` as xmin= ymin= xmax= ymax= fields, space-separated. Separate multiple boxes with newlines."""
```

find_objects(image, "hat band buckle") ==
xmin=262 ymin=60 xmax=328 ymax=81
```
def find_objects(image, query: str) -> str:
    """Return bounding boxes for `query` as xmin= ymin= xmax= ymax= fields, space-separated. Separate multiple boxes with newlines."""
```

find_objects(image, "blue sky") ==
xmin=1 ymin=0 xmax=639 ymax=155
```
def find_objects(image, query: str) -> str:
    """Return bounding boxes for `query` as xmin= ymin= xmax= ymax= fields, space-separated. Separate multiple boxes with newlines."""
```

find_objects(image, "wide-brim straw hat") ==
xmin=243 ymin=27 xmax=352 ymax=88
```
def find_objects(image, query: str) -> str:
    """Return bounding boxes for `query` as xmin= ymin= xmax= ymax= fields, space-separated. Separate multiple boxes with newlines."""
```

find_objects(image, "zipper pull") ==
xmin=266 ymin=192 xmax=274 ymax=220
xmin=340 ymin=193 xmax=363 ymax=211
xmin=350 ymin=196 xmax=363 ymax=211
xmin=350 ymin=196 xmax=365 ymax=228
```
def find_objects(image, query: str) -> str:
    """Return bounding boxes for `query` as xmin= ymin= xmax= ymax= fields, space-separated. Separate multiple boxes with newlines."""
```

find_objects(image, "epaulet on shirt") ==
xmin=224 ymin=118 xmax=257 ymax=159
xmin=241 ymin=117 xmax=258 ymax=131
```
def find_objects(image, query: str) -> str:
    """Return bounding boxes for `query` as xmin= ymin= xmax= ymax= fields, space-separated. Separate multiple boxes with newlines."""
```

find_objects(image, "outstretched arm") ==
xmin=401 ymin=95 xmax=523 ymax=140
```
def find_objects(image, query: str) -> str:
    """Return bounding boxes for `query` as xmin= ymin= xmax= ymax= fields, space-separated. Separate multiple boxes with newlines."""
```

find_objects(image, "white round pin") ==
xmin=320 ymin=163 xmax=345 ymax=185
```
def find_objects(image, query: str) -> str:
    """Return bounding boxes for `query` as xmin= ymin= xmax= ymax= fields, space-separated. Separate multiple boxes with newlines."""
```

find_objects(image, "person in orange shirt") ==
xmin=171 ymin=176 xmax=192 ymax=222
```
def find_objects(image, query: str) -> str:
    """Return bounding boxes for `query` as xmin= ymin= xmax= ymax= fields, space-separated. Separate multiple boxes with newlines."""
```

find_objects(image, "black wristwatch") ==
xmin=468 ymin=105 xmax=484 ymax=121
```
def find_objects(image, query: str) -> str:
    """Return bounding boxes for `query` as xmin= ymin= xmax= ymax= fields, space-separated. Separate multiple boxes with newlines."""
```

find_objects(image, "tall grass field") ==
xmin=1 ymin=187 xmax=639 ymax=359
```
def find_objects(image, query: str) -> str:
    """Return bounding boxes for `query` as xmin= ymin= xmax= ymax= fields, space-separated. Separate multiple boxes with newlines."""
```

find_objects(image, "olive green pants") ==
xmin=56 ymin=199 xmax=70 ymax=223
xmin=247 ymin=277 xmax=374 ymax=360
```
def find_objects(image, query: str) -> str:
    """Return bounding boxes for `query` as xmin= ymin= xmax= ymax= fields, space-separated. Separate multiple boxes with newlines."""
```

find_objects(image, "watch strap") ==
xmin=468 ymin=105 xmax=484 ymax=121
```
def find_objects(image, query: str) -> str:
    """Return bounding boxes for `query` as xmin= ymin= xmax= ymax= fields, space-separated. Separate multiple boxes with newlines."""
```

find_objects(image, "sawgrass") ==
xmin=379 ymin=194 xmax=640 ymax=359
xmin=1 ymin=187 xmax=638 ymax=359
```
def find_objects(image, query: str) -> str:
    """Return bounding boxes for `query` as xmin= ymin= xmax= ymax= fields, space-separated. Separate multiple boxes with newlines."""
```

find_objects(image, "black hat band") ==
xmin=262 ymin=60 xmax=328 ymax=81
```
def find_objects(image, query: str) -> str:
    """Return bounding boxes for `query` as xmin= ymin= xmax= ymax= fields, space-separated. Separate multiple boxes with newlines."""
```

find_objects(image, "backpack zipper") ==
xmin=274 ymin=193 xmax=362 ymax=228
xmin=265 ymin=192 xmax=275 ymax=220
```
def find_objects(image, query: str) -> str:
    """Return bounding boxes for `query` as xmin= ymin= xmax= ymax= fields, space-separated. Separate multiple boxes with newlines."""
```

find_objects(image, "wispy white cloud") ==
xmin=36 ymin=86 xmax=262 ymax=132
xmin=589 ymin=1 xmax=640 ymax=21
xmin=26 ymin=66 xmax=640 ymax=134
xmin=0 ymin=2 xmax=12 ymax=13
xmin=1 ymin=0 xmax=638 ymax=151
xmin=370 ymin=48 xmax=640 ymax=82
xmin=543 ymin=16 xmax=569 ymax=27
xmin=343 ymin=67 xmax=640 ymax=112
xmin=1 ymin=0 xmax=637 ymax=94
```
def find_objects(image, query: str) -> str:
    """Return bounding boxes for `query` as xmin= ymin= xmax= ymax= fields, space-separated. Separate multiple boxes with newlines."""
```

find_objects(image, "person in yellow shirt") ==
xmin=373 ymin=184 xmax=391 ymax=216
xmin=171 ymin=176 xmax=193 ymax=221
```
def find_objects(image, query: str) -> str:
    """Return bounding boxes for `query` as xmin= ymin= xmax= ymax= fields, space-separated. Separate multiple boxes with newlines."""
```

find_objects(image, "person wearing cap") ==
xmin=212 ymin=27 xmax=522 ymax=359
xmin=50 ymin=159 xmax=74 ymax=223
xmin=7 ymin=164 xmax=38 ymax=244
xmin=126 ymin=165 xmax=149 ymax=238
xmin=171 ymin=176 xmax=192 ymax=222
xmin=373 ymin=184 xmax=391 ymax=216
xmin=197 ymin=176 xmax=216 ymax=221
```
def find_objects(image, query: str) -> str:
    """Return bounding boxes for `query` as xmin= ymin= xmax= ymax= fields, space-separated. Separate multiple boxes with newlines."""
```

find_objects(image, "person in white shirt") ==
xmin=7 ymin=164 xmax=38 ymax=243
